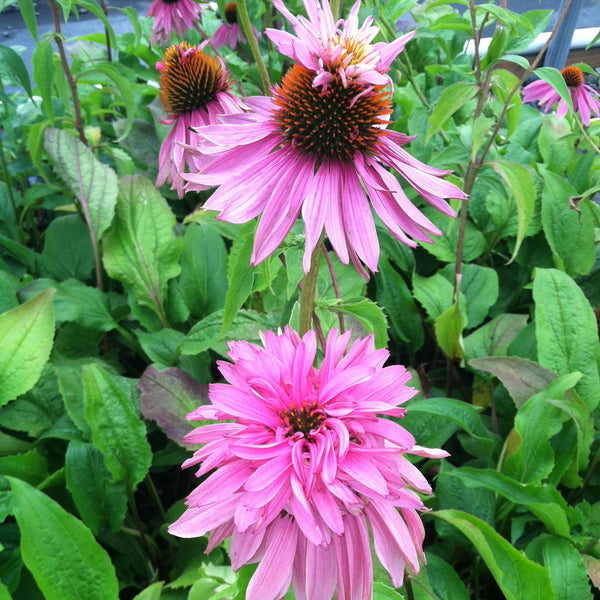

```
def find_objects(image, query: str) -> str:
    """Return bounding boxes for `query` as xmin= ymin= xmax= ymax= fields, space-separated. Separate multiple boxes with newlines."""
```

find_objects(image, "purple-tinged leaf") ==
xmin=138 ymin=366 xmax=208 ymax=447
xmin=468 ymin=357 xmax=557 ymax=409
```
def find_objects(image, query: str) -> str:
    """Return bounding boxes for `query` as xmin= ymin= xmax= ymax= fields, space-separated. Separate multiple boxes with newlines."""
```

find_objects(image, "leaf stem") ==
xmin=48 ymin=0 xmax=86 ymax=143
xmin=236 ymin=0 xmax=271 ymax=95
xmin=299 ymin=231 xmax=325 ymax=337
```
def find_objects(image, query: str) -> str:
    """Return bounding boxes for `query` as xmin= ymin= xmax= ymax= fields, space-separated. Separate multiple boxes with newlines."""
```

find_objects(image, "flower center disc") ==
xmin=274 ymin=64 xmax=392 ymax=164
xmin=561 ymin=66 xmax=584 ymax=88
xmin=224 ymin=1 xmax=237 ymax=24
xmin=280 ymin=402 xmax=325 ymax=438
xmin=159 ymin=43 xmax=226 ymax=116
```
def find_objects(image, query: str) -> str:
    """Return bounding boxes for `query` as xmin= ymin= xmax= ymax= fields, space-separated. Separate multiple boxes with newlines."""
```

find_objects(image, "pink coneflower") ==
xmin=186 ymin=0 xmax=466 ymax=274
xmin=155 ymin=42 xmax=246 ymax=198
xmin=169 ymin=327 xmax=447 ymax=600
xmin=147 ymin=0 xmax=206 ymax=47
xmin=522 ymin=66 xmax=600 ymax=126
xmin=212 ymin=1 xmax=260 ymax=49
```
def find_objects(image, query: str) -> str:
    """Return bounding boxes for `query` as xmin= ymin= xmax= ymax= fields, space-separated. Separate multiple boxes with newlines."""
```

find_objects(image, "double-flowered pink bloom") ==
xmin=522 ymin=65 xmax=600 ymax=126
xmin=169 ymin=327 xmax=447 ymax=600
xmin=185 ymin=0 xmax=467 ymax=274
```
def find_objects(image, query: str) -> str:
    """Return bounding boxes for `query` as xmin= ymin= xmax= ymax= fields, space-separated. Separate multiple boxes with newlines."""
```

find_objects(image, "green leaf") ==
xmin=32 ymin=38 xmax=55 ymax=123
xmin=324 ymin=297 xmax=388 ymax=349
xmin=17 ymin=0 xmax=38 ymax=42
xmin=0 ymin=364 xmax=64 ymax=437
xmin=10 ymin=477 xmax=119 ymax=600
xmin=502 ymin=374 xmax=579 ymax=484
xmin=427 ymin=82 xmax=479 ymax=142
xmin=65 ymin=441 xmax=127 ymax=534
xmin=446 ymin=468 xmax=569 ymax=537
xmin=548 ymin=390 xmax=594 ymax=477
xmin=379 ymin=260 xmax=423 ymax=349
xmin=490 ymin=68 xmax=522 ymax=140
xmin=488 ymin=161 xmax=535 ymax=261
xmin=77 ymin=63 xmax=134 ymax=141
xmin=468 ymin=357 xmax=557 ymax=408
xmin=471 ymin=116 xmax=495 ymax=161
xmin=412 ymin=272 xmax=454 ymax=321
xmin=54 ymin=280 xmax=118 ymax=332
xmin=540 ymin=170 xmax=595 ymax=277
xmin=83 ymin=364 xmax=152 ymax=488
xmin=55 ymin=364 xmax=92 ymax=438
xmin=102 ymin=175 xmax=182 ymax=326
xmin=535 ymin=67 xmax=574 ymax=114
xmin=133 ymin=582 xmax=164 ymax=600
xmin=464 ymin=313 xmax=529 ymax=361
xmin=424 ymin=552 xmax=469 ymax=600
xmin=42 ymin=215 xmax=95 ymax=281
xmin=70 ymin=0 xmax=117 ymax=53
xmin=0 ymin=450 xmax=48 ymax=487
xmin=404 ymin=397 xmax=498 ymax=456
xmin=542 ymin=536 xmax=593 ymax=600
xmin=502 ymin=54 xmax=531 ymax=70
xmin=434 ymin=510 xmax=555 ymax=600
xmin=181 ymin=309 xmax=278 ymax=357
xmin=537 ymin=118 xmax=577 ymax=173
xmin=435 ymin=301 xmax=464 ymax=359
xmin=44 ymin=128 xmax=118 ymax=244
xmin=222 ymin=222 xmax=256 ymax=335
xmin=0 ymin=289 xmax=55 ymax=407
xmin=179 ymin=223 xmax=228 ymax=319
xmin=0 ymin=44 xmax=33 ymax=100
xmin=533 ymin=268 xmax=600 ymax=411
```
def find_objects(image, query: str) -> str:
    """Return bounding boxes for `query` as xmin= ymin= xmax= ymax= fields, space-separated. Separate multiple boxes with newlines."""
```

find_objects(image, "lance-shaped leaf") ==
xmin=542 ymin=536 xmax=594 ymax=600
xmin=83 ymin=364 xmax=152 ymax=489
xmin=427 ymin=82 xmax=479 ymax=142
xmin=102 ymin=175 xmax=183 ymax=326
xmin=445 ymin=467 xmax=569 ymax=537
xmin=138 ymin=366 xmax=208 ymax=447
xmin=533 ymin=268 xmax=600 ymax=412
xmin=434 ymin=510 xmax=554 ymax=600
xmin=488 ymin=161 xmax=535 ymax=261
xmin=10 ymin=477 xmax=119 ymax=600
xmin=540 ymin=169 xmax=595 ymax=277
xmin=65 ymin=441 xmax=128 ymax=534
xmin=0 ymin=289 xmax=55 ymax=408
xmin=503 ymin=373 xmax=580 ymax=484
xmin=43 ymin=128 xmax=118 ymax=246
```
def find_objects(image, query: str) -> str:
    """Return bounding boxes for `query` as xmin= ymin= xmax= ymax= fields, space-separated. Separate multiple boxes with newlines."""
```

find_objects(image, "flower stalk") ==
xmin=299 ymin=230 xmax=325 ymax=337
xmin=236 ymin=0 xmax=272 ymax=94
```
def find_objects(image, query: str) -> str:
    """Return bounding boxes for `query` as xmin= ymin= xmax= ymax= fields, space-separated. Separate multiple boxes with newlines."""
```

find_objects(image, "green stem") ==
xmin=126 ymin=485 xmax=154 ymax=565
xmin=48 ymin=0 xmax=86 ymax=143
xmin=573 ymin=113 xmax=600 ymax=154
xmin=299 ymin=231 xmax=325 ymax=337
xmin=98 ymin=0 xmax=112 ymax=61
xmin=236 ymin=0 xmax=271 ymax=95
